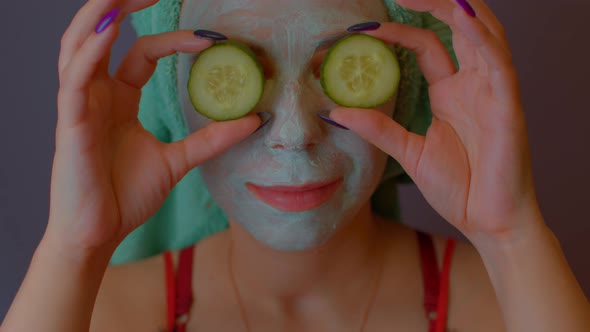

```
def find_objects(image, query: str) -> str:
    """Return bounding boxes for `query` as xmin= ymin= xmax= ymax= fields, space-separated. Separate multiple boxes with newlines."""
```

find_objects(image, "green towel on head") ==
xmin=110 ymin=0 xmax=457 ymax=265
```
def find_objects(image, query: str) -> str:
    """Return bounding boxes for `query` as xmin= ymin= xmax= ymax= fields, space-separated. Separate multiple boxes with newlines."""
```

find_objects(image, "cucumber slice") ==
xmin=187 ymin=41 xmax=265 ymax=121
xmin=320 ymin=34 xmax=400 ymax=108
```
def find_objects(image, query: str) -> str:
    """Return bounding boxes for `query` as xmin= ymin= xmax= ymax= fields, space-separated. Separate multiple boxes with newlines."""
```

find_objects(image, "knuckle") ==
xmin=179 ymin=141 xmax=191 ymax=174
xmin=59 ymin=67 xmax=83 ymax=93
xmin=135 ymin=34 xmax=150 ymax=47
xmin=423 ymin=30 xmax=441 ymax=45
xmin=201 ymin=126 xmax=217 ymax=151
xmin=168 ymin=142 xmax=189 ymax=184
xmin=137 ymin=34 xmax=159 ymax=49
xmin=412 ymin=30 xmax=442 ymax=55
xmin=58 ymin=84 xmax=76 ymax=100
xmin=60 ymin=67 xmax=72 ymax=86
xmin=134 ymin=35 xmax=159 ymax=63
xmin=374 ymin=114 xmax=392 ymax=141
xmin=60 ymin=30 xmax=72 ymax=49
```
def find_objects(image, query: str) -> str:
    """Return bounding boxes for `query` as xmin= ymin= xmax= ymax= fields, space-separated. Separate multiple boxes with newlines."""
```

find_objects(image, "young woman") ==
xmin=2 ymin=0 xmax=589 ymax=331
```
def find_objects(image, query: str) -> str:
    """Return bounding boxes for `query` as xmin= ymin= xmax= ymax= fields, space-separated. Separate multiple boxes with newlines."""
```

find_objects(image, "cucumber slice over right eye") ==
xmin=187 ymin=40 xmax=265 ymax=121
xmin=320 ymin=34 xmax=400 ymax=108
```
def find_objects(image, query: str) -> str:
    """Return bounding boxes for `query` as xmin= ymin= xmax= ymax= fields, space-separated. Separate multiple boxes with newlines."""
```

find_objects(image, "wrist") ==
xmin=1 ymin=227 xmax=116 ymax=332
xmin=466 ymin=212 xmax=590 ymax=331
xmin=472 ymin=219 xmax=557 ymax=263
xmin=41 ymin=226 xmax=118 ymax=269
xmin=467 ymin=203 xmax=547 ymax=250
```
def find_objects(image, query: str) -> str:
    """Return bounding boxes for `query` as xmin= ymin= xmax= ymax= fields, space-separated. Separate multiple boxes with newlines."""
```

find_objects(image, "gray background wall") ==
xmin=1 ymin=0 xmax=588 ymax=322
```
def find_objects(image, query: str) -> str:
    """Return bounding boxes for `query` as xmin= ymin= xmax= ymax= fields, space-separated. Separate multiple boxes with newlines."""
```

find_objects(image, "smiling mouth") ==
xmin=245 ymin=178 xmax=343 ymax=212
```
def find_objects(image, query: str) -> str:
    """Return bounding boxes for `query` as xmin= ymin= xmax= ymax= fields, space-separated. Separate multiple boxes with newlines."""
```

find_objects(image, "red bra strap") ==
xmin=435 ymin=238 xmax=456 ymax=332
xmin=174 ymin=246 xmax=195 ymax=332
xmin=417 ymin=231 xmax=441 ymax=332
xmin=164 ymin=251 xmax=176 ymax=332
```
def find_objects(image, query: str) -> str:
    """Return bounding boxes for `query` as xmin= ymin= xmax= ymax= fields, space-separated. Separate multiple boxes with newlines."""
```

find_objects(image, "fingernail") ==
xmin=456 ymin=0 xmax=477 ymax=17
xmin=95 ymin=8 xmax=120 ymax=34
xmin=317 ymin=110 xmax=349 ymax=130
xmin=194 ymin=29 xmax=228 ymax=41
xmin=254 ymin=112 xmax=271 ymax=133
xmin=346 ymin=22 xmax=381 ymax=32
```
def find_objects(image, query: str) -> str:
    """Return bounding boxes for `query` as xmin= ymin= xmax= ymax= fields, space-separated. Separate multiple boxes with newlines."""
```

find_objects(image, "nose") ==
xmin=264 ymin=80 xmax=324 ymax=151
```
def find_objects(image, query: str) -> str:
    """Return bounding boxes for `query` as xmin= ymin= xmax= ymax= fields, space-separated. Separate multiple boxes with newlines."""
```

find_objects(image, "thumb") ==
xmin=329 ymin=106 xmax=425 ymax=177
xmin=163 ymin=113 xmax=261 ymax=183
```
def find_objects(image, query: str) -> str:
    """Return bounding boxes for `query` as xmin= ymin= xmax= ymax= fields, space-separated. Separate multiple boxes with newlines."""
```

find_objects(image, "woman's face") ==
xmin=178 ymin=0 xmax=394 ymax=251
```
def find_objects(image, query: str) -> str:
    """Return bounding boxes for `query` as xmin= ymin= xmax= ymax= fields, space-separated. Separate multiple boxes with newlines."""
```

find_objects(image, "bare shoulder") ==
xmin=430 ymin=234 xmax=505 ymax=332
xmin=89 ymin=232 xmax=229 ymax=332
xmin=90 ymin=253 xmax=168 ymax=332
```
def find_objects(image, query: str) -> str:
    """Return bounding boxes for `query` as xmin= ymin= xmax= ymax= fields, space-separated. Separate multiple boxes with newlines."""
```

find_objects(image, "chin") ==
xmin=228 ymin=190 xmax=365 ymax=251
xmin=235 ymin=217 xmax=347 ymax=252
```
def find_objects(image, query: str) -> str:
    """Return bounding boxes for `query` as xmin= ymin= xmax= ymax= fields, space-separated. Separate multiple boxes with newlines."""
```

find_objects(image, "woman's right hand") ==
xmin=50 ymin=0 xmax=261 ymax=256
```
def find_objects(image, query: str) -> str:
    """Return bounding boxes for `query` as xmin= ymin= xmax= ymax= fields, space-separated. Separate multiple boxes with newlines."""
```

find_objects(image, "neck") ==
xmin=228 ymin=202 xmax=384 ymax=304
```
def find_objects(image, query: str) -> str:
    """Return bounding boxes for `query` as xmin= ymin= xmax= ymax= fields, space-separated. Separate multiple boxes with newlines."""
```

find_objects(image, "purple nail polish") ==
xmin=456 ymin=0 xmax=477 ymax=17
xmin=194 ymin=29 xmax=228 ymax=41
xmin=254 ymin=112 xmax=271 ymax=133
xmin=95 ymin=8 xmax=120 ymax=34
xmin=347 ymin=22 xmax=381 ymax=32
xmin=317 ymin=110 xmax=349 ymax=130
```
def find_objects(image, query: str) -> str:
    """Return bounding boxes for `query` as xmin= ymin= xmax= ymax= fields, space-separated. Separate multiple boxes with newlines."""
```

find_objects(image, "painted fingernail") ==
xmin=456 ymin=0 xmax=477 ymax=17
xmin=194 ymin=29 xmax=228 ymax=41
xmin=347 ymin=22 xmax=381 ymax=32
xmin=317 ymin=110 xmax=349 ymax=130
xmin=95 ymin=8 xmax=120 ymax=34
xmin=254 ymin=112 xmax=272 ymax=133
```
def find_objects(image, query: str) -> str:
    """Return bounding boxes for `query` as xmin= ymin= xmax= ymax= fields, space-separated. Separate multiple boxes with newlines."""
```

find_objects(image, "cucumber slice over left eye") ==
xmin=187 ymin=40 xmax=265 ymax=121
xmin=320 ymin=34 xmax=400 ymax=108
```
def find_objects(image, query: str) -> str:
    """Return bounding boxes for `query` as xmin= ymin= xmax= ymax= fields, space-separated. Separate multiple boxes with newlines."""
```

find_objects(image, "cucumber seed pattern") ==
xmin=206 ymin=65 xmax=247 ymax=107
xmin=340 ymin=55 xmax=380 ymax=94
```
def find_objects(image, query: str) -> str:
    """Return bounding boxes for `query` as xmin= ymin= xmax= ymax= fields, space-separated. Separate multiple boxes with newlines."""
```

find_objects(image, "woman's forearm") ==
xmin=474 ymin=213 xmax=590 ymax=332
xmin=1 ymin=229 xmax=115 ymax=332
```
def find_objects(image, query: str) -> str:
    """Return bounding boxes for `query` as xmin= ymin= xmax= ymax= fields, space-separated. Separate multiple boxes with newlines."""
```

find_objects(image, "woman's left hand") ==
xmin=330 ymin=0 xmax=543 ymax=243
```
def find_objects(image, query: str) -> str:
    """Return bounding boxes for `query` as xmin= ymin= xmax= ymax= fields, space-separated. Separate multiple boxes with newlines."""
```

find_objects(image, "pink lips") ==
xmin=246 ymin=178 xmax=343 ymax=212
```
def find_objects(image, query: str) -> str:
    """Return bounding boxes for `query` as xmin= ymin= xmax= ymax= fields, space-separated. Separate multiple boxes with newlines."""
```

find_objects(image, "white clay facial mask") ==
xmin=178 ymin=0 xmax=396 ymax=251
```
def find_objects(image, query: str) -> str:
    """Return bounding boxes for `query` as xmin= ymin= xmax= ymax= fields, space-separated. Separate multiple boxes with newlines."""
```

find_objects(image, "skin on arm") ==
xmin=90 ymin=255 xmax=169 ymax=332
xmin=0 ymin=0 xmax=261 ymax=330
xmin=329 ymin=0 xmax=590 ymax=330
xmin=443 ymin=237 xmax=505 ymax=331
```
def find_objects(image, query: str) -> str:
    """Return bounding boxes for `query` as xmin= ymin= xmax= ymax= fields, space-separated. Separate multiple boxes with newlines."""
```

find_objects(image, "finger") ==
xmin=58 ymin=0 xmax=158 ymax=77
xmin=461 ymin=0 xmax=508 ymax=44
xmin=452 ymin=7 xmax=517 ymax=101
xmin=164 ymin=113 xmax=261 ymax=183
xmin=364 ymin=22 xmax=457 ymax=84
xmin=57 ymin=21 xmax=120 ymax=129
xmin=60 ymin=21 xmax=120 ymax=93
xmin=329 ymin=107 xmax=425 ymax=177
xmin=393 ymin=0 xmax=480 ymax=70
xmin=453 ymin=7 xmax=512 ymax=74
xmin=114 ymin=30 xmax=214 ymax=89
